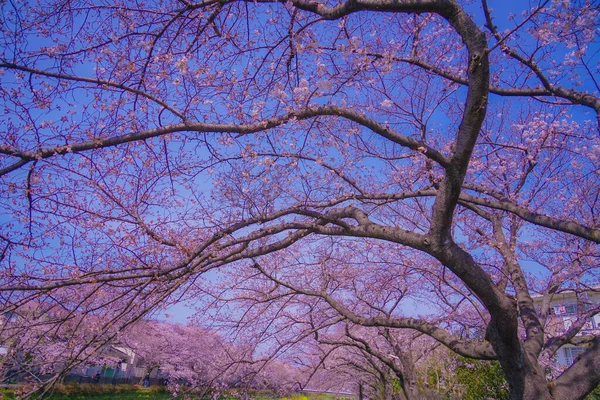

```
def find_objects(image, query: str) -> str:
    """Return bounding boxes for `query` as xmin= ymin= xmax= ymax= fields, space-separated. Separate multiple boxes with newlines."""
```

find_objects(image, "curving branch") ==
xmin=0 ymin=62 xmax=187 ymax=121
xmin=481 ymin=0 xmax=600 ymax=120
xmin=458 ymin=193 xmax=600 ymax=244
xmin=0 ymin=104 xmax=449 ymax=177
xmin=552 ymin=337 xmax=600 ymax=400
xmin=252 ymin=262 xmax=497 ymax=360
xmin=543 ymin=303 xmax=600 ymax=358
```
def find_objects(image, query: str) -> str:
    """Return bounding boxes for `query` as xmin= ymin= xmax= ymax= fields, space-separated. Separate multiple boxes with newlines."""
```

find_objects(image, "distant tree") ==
xmin=122 ymin=321 xmax=234 ymax=389
xmin=0 ymin=303 xmax=122 ymax=390
xmin=312 ymin=325 xmax=435 ymax=400
xmin=1 ymin=0 xmax=599 ymax=399
xmin=124 ymin=320 xmax=303 ymax=395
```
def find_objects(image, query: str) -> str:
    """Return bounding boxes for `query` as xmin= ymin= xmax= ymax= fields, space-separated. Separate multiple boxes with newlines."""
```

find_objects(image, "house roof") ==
xmin=531 ymin=285 xmax=600 ymax=302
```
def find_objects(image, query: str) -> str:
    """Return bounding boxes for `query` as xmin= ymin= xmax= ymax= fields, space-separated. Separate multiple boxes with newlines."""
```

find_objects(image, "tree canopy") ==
xmin=0 ymin=0 xmax=599 ymax=399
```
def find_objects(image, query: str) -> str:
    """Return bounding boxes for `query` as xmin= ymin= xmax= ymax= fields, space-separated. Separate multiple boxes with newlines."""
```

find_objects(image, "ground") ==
xmin=0 ymin=385 xmax=347 ymax=400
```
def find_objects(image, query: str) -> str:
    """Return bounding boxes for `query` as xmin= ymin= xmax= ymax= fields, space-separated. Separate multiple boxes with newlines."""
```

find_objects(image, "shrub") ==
xmin=585 ymin=385 xmax=600 ymax=400
xmin=455 ymin=358 xmax=509 ymax=400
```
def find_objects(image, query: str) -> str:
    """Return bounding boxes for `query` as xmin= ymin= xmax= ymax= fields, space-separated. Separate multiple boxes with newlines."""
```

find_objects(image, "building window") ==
xmin=564 ymin=304 xmax=578 ymax=315
xmin=564 ymin=347 xmax=586 ymax=365
xmin=581 ymin=317 xmax=597 ymax=331
xmin=2 ymin=312 xmax=17 ymax=323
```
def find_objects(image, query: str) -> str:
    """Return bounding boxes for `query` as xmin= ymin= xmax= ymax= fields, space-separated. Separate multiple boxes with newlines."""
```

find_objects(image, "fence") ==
xmin=63 ymin=374 xmax=167 ymax=386
xmin=2 ymin=371 xmax=167 ymax=387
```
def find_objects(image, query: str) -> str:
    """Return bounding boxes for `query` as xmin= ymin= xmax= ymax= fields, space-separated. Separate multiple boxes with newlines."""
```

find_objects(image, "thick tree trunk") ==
xmin=383 ymin=381 xmax=395 ymax=400
xmin=501 ymin=355 xmax=552 ymax=400
xmin=399 ymin=362 xmax=421 ymax=400
xmin=487 ymin=317 xmax=552 ymax=400
xmin=401 ymin=384 xmax=421 ymax=400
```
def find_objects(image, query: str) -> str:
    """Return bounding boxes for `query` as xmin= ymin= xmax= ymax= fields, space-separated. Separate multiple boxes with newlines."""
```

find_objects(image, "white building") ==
xmin=534 ymin=289 xmax=600 ymax=366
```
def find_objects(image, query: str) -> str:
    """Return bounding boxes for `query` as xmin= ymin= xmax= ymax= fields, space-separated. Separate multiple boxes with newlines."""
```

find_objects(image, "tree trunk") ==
xmin=501 ymin=357 xmax=552 ymax=400
xmin=404 ymin=352 xmax=423 ymax=400
xmin=383 ymin=381 xmax=394 ymax=400
xmin=487 ymin=320 xmax=552 ymax=400
xmin=401 ymin=384 xmax=421 ymax=400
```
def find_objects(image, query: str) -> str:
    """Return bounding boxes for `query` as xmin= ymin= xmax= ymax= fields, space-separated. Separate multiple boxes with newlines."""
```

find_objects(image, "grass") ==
xmin=0 ymin=386 xmax=350 ymax=400
xmin=0 ymin=385 xmax=173 ymax=400
xmin=47 ymin=393 xmax=173 ymax=400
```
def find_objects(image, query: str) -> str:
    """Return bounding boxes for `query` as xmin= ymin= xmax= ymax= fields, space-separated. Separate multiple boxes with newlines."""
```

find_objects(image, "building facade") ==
xmin=535 ymin=289 xmax=600 ymax=366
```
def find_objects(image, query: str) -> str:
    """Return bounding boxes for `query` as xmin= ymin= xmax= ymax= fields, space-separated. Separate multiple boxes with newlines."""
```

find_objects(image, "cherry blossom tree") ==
xmin=314 ymin=325 xmax=438 ymax=400
xmin=202 ymin=240 xmax=489 ymax=399
xmin=122 ymin=321 xmax=231 ymax=386
xmin=1 ymin=0 xmax=599 ymax=399
xmin=123 ymin=320 xmax=304 ymax=395
xmin=0 ymin=301 xmax=128 ymax=393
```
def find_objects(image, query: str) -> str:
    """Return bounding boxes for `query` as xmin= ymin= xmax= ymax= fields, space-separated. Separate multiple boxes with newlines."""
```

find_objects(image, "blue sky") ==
xmin=145 ymin=0 xmax=600 ymax=325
